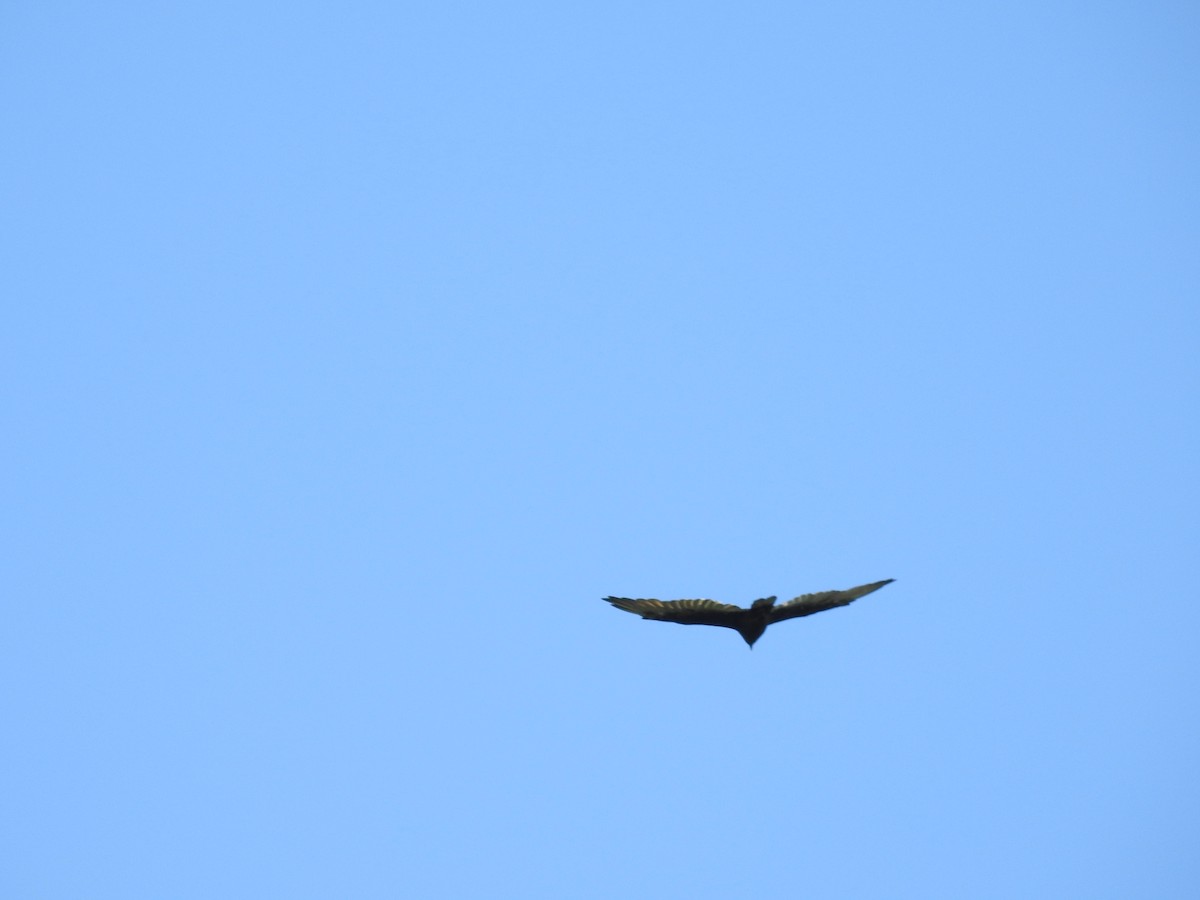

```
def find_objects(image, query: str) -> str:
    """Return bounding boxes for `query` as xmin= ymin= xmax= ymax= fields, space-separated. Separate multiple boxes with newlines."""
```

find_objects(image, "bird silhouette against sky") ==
xmin=604 ymin=579 xmax=894 ymax=648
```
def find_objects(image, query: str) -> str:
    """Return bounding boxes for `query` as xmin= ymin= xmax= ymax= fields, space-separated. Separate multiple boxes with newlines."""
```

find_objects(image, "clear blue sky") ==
xmin=2 ymin=2 xmax=1197 ymax=897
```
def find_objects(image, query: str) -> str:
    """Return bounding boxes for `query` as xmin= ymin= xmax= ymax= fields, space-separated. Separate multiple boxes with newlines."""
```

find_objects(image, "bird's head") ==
xmin=750 ymin=596 xmax=777 ymax=609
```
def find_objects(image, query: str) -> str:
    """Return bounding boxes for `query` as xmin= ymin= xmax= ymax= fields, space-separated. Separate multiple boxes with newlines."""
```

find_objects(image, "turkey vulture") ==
xmin=604 ymin=579 xmax=894 ymax=648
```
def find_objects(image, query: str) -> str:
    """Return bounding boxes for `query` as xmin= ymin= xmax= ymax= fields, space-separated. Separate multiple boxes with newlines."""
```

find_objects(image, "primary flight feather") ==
xmin=604 ymin=579 xmax=894 ymax=648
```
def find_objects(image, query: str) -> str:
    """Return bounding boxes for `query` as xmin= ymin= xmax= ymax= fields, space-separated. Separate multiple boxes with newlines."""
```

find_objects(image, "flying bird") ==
xmin=604 ymin=579 xmax=894 ymax=648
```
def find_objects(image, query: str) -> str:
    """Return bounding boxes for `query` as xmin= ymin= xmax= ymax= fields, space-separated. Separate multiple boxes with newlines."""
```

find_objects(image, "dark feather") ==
xmin=770 ymin=579 xmax=895 ymax=623
xmin=603 ymin=597 xmax=744 ymax=629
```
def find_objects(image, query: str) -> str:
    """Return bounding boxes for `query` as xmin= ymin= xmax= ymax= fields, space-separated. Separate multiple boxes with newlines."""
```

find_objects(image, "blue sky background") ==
xmin=2 ymin=2 xmax=1197 ymax=897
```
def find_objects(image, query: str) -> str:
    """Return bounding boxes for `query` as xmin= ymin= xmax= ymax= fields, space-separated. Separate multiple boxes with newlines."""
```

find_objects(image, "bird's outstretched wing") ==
xmin=604 ymin=597 xmax=745 ymax=628
xmin=769 ymin=579 xmax=894 ymax=623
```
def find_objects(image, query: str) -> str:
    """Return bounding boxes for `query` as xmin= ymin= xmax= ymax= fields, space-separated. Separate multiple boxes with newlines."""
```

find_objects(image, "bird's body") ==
xmin=604 ymin=579 xmax=894 ymax=648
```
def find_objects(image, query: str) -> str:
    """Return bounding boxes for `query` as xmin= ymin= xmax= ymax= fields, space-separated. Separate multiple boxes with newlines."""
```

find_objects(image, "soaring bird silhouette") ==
xmin=604 ymin=579 xmax=894 ymax=648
